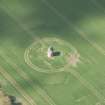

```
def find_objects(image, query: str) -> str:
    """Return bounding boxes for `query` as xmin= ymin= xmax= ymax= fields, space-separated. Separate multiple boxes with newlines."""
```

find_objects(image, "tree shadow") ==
xmin=0 ymin=0 xmax=105 ymax=47
xmin=9 ymin=96 xmax=22 ymax=105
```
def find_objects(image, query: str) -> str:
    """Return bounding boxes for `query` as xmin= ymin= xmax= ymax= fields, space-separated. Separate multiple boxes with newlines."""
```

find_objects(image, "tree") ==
xmin=0 ymin=86 xmax=22 ymax=105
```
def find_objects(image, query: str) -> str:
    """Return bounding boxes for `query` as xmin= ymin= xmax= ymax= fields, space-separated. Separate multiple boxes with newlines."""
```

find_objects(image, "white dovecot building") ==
xmin=47 ymin=46 xmax=54 ymax=58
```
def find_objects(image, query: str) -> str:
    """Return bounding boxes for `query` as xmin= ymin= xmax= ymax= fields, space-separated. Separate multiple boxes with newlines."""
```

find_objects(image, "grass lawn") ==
xmin=0 ymin=0 xmax=105 ymax=105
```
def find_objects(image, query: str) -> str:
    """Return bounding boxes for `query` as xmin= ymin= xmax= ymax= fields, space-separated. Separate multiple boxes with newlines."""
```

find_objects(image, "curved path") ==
xmin=24 ymin=37 xmax=77 ymax=73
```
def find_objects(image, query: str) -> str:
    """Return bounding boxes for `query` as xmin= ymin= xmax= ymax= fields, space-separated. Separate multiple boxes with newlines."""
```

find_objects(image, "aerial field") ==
xmin=0 ymin=0 xmax=105 ymax=105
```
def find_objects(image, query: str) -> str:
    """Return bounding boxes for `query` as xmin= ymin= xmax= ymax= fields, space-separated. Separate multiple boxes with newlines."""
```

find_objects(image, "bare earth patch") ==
xmin=0 ymin=90 xmax=11 ymax=105
xmin=69 ymin=52 xmax=80 ymax=67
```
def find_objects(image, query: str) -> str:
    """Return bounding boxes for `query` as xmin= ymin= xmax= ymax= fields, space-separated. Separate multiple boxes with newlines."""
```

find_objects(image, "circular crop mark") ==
xmin=24 ymin=37 xmax=78 ymax=73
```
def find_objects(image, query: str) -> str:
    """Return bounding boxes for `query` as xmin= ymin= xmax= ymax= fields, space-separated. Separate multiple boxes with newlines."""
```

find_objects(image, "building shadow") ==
xmin=53 ymin=51 xmax=61 ymax=57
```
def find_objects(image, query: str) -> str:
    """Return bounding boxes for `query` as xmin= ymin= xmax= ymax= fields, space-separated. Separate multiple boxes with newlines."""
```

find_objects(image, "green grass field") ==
xmin=0 ymin=0 xmax=105 ymax=105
